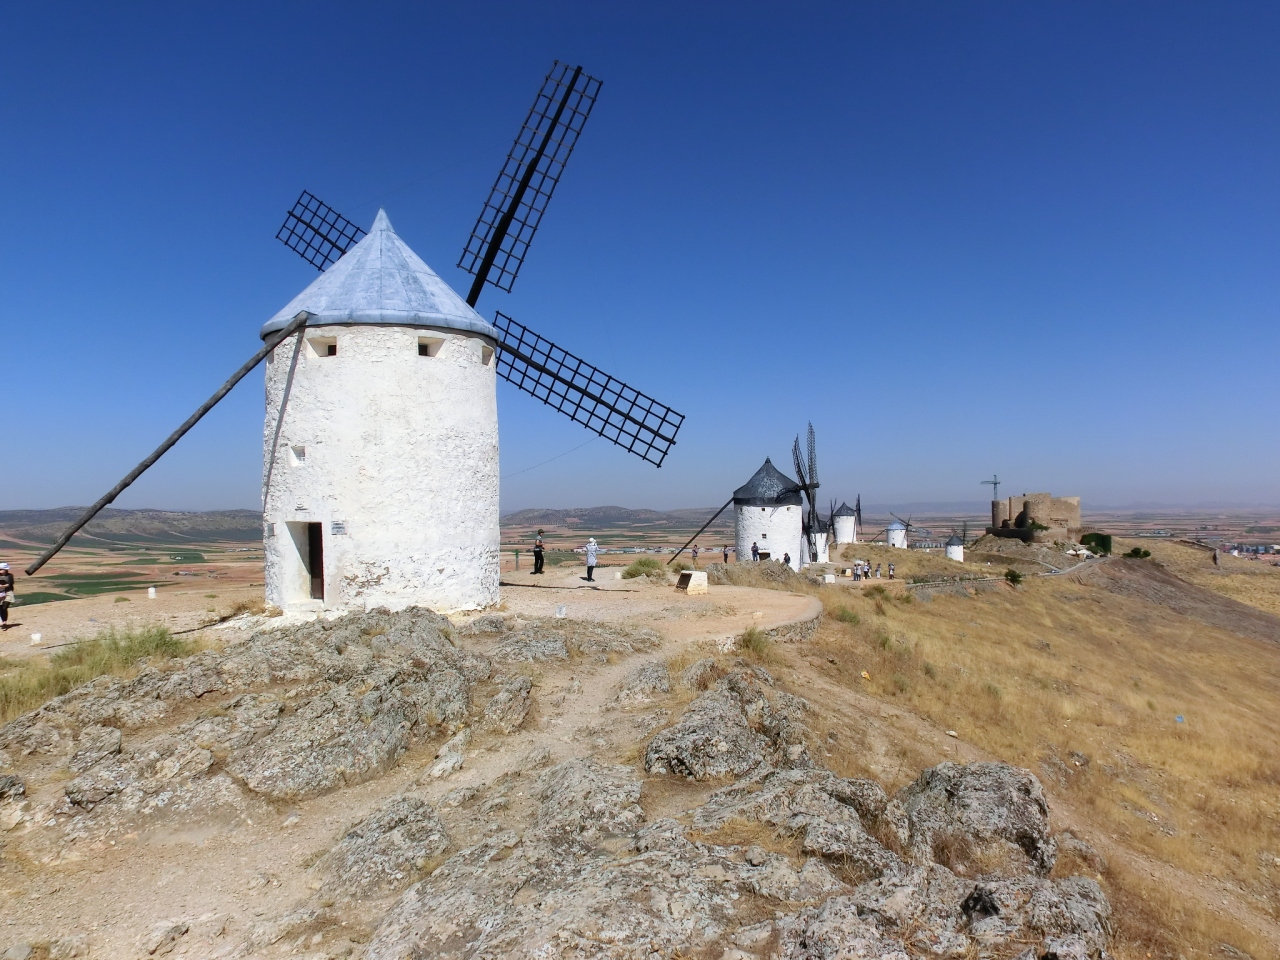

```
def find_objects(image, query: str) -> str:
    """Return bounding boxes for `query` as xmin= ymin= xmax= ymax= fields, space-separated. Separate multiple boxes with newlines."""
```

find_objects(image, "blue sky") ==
xmin=2 ymin=2 xmax=1278 ymax=513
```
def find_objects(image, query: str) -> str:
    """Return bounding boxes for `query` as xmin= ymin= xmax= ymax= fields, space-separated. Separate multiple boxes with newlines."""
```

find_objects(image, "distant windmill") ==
xmin=26 ymin=62 xmax=685 ymax=614
xmin=887 ymin=512 xmax=914 ymax=549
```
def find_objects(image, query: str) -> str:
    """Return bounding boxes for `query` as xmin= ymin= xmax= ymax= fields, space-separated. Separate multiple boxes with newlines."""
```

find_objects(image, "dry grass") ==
xmin=0 ymin=625 xmax=199 ymax=722
xmin=790 ymin=565 xmax=1280 ymax=958
xmin=1122 ymin=537 xmax=1280 ymax=617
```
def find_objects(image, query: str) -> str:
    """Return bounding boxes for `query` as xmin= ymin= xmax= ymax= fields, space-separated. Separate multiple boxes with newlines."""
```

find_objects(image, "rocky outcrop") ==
xmin=315 ymin=796 xmax=449 ymax=896
xmin=644 ymin=666 xmax=809 ymax=780
xmin=481 ymin=674 xmax=533 ymax=733
xmin=886 ymin=761 xmax=1058 ymax=877
xmin=611 ymin=661 xmax=671 ymax=707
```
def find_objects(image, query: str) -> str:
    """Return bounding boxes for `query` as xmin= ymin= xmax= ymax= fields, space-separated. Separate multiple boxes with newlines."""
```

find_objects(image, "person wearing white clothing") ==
xmin=584 ymin=538 xmax=598 ymax=582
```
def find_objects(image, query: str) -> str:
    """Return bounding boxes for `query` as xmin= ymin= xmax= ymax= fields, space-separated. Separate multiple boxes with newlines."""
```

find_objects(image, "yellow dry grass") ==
xmin=1121 ymin=536 xmax=1280 ymax=617
xmin=778 ymin=564 xmax=1280 ymax=959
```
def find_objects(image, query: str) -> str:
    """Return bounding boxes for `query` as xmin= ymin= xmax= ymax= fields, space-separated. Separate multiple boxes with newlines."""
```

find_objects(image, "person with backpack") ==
xmin=584 ymin=538 xmax=598 ymax=582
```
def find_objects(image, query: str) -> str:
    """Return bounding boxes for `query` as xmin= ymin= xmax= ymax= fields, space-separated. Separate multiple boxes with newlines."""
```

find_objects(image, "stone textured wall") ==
xmin=990 ymin=493 xmax=1082 ymax=542
xmin=735 ymin=504 xmax=804 ymax=571
xmin=262 ymin=323 xmax=499 ymax=614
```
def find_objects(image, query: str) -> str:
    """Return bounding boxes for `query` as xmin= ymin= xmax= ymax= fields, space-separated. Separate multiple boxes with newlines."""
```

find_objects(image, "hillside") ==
xmin=0 ymin=508 xmax=263 ymax=547
xmin=0 ymin=538 xmax=1278 ymax=959
xmin=501 ymin=505 xmax=731 ymax=528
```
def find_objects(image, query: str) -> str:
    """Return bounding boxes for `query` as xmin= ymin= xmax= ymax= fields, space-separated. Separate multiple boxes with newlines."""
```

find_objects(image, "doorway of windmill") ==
xmin=306 ymin=523 xmax=324 ymax=600
xmin=285 ymin=521 xmax=325 ymax=604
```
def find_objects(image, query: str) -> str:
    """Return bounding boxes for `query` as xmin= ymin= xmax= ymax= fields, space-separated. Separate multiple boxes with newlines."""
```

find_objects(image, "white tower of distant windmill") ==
xmin=261 ymin=211 xmax=501 ymax=614
xmin=945 ymin=534 xmax=965 ymax=563
xmin=733 ymin=458 xmax=805 ymax=572
xmin=886 ymin=519 xmax=908 ymax=549
xmin=833 ymin=501 xmax=859 ymax=544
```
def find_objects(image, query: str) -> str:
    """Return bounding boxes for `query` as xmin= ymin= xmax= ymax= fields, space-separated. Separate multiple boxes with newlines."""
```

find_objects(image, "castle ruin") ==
xmin=988 ymin=493 xmax=1081 ymax=543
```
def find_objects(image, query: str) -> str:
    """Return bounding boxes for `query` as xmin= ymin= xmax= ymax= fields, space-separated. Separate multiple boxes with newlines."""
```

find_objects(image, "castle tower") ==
xmin=260 ymin=210 xmax=499 ymax=614
xmin=733 ymin=458 xmax=804 ymax=572
xmin=832 ymin=502 xmax=858 ymax=544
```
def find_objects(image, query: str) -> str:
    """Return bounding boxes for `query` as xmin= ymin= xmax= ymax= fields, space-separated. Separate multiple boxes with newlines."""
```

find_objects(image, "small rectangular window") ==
xmin=307 ymin=336 xmax=337 ymax=358
xmin=481 ymin=345 xmax=494 ymax=366
xmin=265 ymin=522 xmax=275 ymax=538
xmin=418 ymin=337 xmax=444 ymax=357
xmin=290 ymin=445 xmax=306 ymax=464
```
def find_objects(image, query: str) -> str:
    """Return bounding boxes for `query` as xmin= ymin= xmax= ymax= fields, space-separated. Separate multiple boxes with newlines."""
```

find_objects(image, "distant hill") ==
xmin=0 ymin=508 xmax=263 ymax=546
xmin=501 ymin=506 xmax=730 ymax=528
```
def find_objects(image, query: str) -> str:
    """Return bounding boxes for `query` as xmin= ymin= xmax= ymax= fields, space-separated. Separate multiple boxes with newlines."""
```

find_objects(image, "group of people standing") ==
xmin=849 ymin=561 xmax=893 ymax=580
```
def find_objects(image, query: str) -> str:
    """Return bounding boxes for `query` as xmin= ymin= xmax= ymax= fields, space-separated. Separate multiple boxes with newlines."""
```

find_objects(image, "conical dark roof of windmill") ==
xmin=833 ymin=502 xmax=857 ymax=517
xmin=733 ymin=458 xmax=803 ymax=506
xmin=946 ymin=534 xmax=964 ymax=546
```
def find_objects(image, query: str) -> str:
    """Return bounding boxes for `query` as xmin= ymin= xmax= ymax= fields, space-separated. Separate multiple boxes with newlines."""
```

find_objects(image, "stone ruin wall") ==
xmin=990 ymin=493 xmax=1081 ymax=542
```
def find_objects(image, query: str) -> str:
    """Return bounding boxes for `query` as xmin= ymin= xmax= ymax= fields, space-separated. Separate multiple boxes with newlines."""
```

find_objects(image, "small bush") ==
xmin=114 ymin=596 xmax=130 ymax=603
xmin=833 ymin=606 xmax=860 ymax=625
xmin=923 ymin=661 xmax=938 ymax=680
xmin=1125 ymin=547 xmax=1152 ymax=559
xmin=670 ymin=560 xmax=692 ymax=574
xmin=1004 ymin=569 xmax=1024 ymax=586
xmin=739 ymin=626 xmax=772 ymax=657
xmin=622 ymin=557 xmax=668 ymax=581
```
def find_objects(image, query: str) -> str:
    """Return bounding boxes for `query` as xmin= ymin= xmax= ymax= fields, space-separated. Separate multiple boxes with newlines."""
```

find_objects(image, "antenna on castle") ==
xmin=981 ymin=474 xmax=1001 ymax=502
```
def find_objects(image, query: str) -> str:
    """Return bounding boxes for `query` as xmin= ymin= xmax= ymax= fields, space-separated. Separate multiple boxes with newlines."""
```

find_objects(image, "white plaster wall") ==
xmin=734 ymin=504 xmax=804 ymax=572
xmin=887 ymin=528 xmax=907 ymax=549
xmin=834 ymin=516 xmax=858 ymax=544
xmin=946 ymin=544 xmax=964 ymax=563
xmin=262 ymin=324 xmax=499 ymax=614
xmin=805 ymin=532 xmax=829 ymax=565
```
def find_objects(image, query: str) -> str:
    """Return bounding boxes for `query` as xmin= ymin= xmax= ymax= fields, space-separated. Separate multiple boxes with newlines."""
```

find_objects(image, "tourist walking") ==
xmin=584 ymin=538 xmax=598 ymax=582
xmin=0 ymin=563 xmax=14 ymax=630
xmin=691 ymin=544 xmax=699 ymax=567
xmin=888 ymin=563 xmax=895 ymax=580
xmin=875 ymin=563 xmax=881 ymax=579
xmin=532 ymin=529 xmax=545 ymax=575
xmin=782 ymin=552 xmax=791 ymax=568
xmin=751 ymin=541 xmax=760 ymax=562
xmin=722 ymin=544 xmax=730 ymax=564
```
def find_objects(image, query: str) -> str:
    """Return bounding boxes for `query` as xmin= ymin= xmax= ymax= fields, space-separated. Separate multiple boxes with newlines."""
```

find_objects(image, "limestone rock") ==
xmin=886 ymin=761 xmax=1057 ymax=877
xmin=142 ymin=921 xmax=188 ymax=956
xmin=0 ymin=774 xmax=24 ymax=801
xmin=316 ymin=796 xmax=449 ymax=896
xmin=612 ymin=661 xmax=671 ymax=707
xmin=69 ymin=725 xmax=122 ymax=773
xmin=644 ymin=668 xmax=810 ymax=780
xmin=776 ymin=897 xmax=911 ymax=959
xmin=679 ymin=657 xmax=722 ymax=691
xmin=481 ymin=675 xmax=533 ymax=733
xmin=531 ymin=758 xmax=644 ymax=849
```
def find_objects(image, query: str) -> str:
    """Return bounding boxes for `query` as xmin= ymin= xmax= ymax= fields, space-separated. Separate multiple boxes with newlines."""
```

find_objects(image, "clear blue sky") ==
xmin=3 ymin=2 xmax=1278 ymax=513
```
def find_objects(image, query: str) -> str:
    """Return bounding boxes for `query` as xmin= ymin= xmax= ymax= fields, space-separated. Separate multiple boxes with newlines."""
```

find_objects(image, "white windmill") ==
xmin=24 ymin=64 xmax=684 ymax=614
xmin=730 ymin=459 xmax=804 ymax=571
xmin=831 ymin=498 xmax=861 ymax=545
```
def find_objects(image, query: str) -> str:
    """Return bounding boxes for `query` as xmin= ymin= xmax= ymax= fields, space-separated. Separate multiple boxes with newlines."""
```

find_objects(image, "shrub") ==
xmin=739 ymin=626 xmax=771 ymax=657
xmin=1125 ymin=547 xmax=1152 ymax=559
xmin=833 ymin=606 xmax=860 ymax=625
xmin=670 ymin=560 xmax=692 ymax=574
xmin=1004 ymin=569 xmax=1024 ymax=586
xmin=622 ymin=556 xmax=667 ymax=581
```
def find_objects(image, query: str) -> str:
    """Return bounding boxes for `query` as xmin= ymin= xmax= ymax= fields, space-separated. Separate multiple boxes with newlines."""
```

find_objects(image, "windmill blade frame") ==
xmin=277 ymin=192 xmax=367 ymax=271
xmin=459 ymin=62 xmax=602 ymax=305
xmin=494 ymin=312 xmax=683 ymax=467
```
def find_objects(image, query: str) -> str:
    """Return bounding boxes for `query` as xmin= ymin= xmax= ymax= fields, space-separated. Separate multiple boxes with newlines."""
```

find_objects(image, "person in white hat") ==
xmin=583 ymin=538 xmax=598 ymax=583
xmin=0 ymin=563 xmax=14 ymax=630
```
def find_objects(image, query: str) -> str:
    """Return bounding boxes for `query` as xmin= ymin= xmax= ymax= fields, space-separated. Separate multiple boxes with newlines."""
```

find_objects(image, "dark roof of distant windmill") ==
xmin=733 ymin=458 xmax=803 ymax=506
xmin=833 ymin=502 xmax=857 ymax=517
xmin=946 ymin=534 xmax=964 ymax=546
xmin=887 ymin=520 xmax=906 ymax=531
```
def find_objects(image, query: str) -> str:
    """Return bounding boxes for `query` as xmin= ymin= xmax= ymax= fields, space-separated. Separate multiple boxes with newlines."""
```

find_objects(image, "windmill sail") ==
xmin=276 ymin=192 xmax=367 ymax=270
xmin=792 ymin=423 xmax=821 ymax=562
xmin=458 ymin=62 xmax=602 ymax=304
xmin=494 ymin=313 xmax=682 ymax=467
